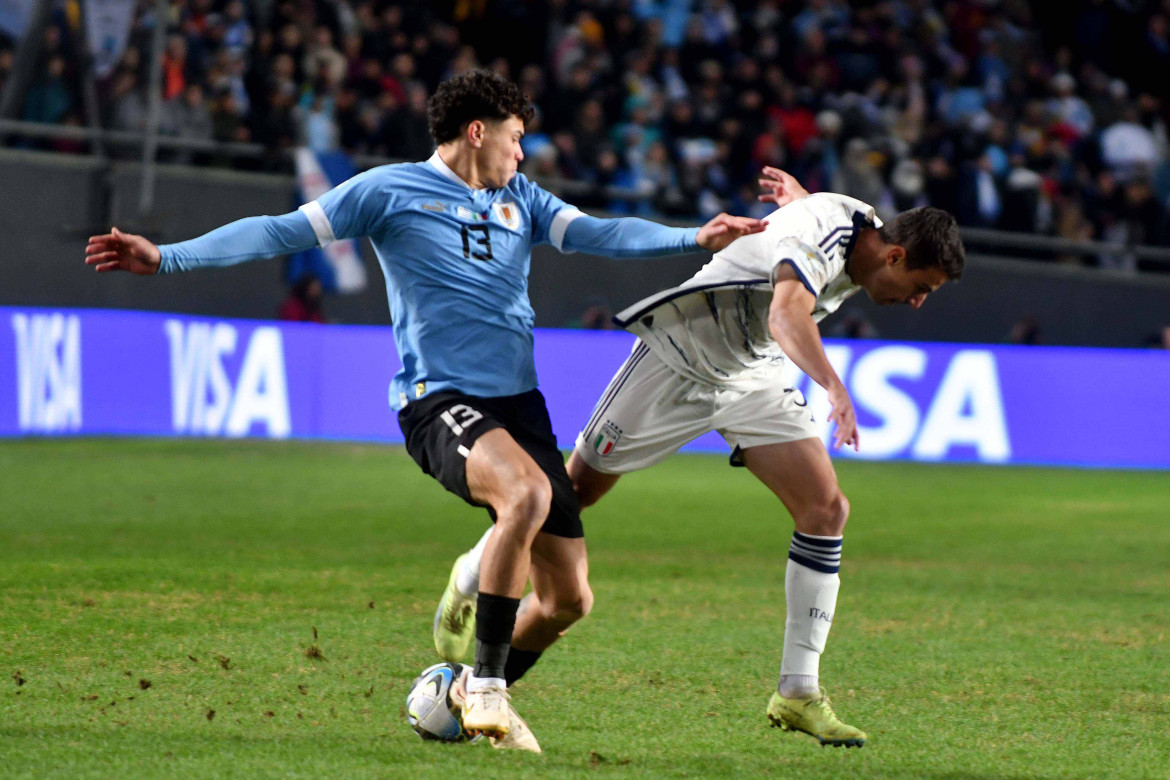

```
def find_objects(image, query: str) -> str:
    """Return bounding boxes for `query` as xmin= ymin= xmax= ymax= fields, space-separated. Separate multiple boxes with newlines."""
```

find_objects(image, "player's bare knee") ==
xmin=549 ymin=589 xmax=592 ymax=628
xmin=563 ymin=582 xmax=594 ymax=623
xmin=498 ymin=473 xmax=552 ymax=533
xmin=824 ymin=491 xmax=849 ymax=535
xmin=797 ymin=491 xmax=849 ymax=536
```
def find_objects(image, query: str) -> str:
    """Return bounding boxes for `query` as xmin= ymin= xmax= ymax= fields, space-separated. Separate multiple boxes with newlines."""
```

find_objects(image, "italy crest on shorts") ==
xmin=492 ymin=201 xmax=521 ymax=230
xmin=593 ymin=421 xmax=622 ymax=456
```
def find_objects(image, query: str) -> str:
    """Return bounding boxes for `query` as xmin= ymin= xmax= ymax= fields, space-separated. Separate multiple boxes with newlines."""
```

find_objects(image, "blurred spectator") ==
xmin=162 ymin=36 xmax=189 ymax=101
xmin=1101 ymin=105 xmax=1159 ymax=182
xmin=22 ymin=55 xmax=72 ymax=125
xmin=298 ymin=92 xmax=338 ymax=153
xmin=110 ymin=70 xmax=147 ymax=136
xmin=10 ymin=0 xmax=1170 ymax=271
xmin=164 ymin=84 xmax=214 ymax=163
xmin=1047 ymin=72 xmax=1093 ymax=139
xmin=384 ymin=82 xmax=433 ymax=160
xmin=279 ymin=275 xmax=326 ymax=323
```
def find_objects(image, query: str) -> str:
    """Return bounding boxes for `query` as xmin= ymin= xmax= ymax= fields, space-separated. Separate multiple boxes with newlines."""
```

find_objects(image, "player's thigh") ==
xmin=576 ymin=343 xmax=713 ymax=475
xmin=528 ymin=532 xmax=591 ymax=616
xmin=740 ymin=437 xmax=841 ymax=521
xmin=465 ymin=428 xmax=552 ymax=517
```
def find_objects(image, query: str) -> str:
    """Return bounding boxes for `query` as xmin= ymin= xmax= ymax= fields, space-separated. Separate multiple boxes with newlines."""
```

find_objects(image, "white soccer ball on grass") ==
xmin=405 ymin=662 xmax=475 ymax=742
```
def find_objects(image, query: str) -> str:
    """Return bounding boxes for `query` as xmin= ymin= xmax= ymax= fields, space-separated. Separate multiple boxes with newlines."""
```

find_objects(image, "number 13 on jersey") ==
xmin=461 ymin=224 xmax=492 ymax=261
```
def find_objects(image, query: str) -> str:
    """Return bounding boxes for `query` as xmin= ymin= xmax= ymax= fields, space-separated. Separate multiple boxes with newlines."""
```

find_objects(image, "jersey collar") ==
xmin=427 ymin=151 xmax=474 ymax=190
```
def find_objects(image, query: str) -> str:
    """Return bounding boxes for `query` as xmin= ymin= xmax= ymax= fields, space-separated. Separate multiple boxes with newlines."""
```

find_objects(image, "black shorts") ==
xmin=397 ymin=388 xmax=583 ymax=539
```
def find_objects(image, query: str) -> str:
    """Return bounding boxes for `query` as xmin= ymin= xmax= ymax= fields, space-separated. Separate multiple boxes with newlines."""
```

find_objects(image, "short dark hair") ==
xmin=880 ymin=207 xmax=965 ymax=280
xmin=427 ymin=70 xmax=535 ymax=145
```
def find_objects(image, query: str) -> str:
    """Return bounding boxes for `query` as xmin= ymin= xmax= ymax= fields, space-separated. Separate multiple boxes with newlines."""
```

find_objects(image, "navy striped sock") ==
xmin=788 ymin=531 xmax=842 ymax=574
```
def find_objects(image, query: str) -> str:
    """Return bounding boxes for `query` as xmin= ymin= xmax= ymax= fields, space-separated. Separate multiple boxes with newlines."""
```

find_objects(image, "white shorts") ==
xmin=575 ymin=341 xmax=818 ymax=474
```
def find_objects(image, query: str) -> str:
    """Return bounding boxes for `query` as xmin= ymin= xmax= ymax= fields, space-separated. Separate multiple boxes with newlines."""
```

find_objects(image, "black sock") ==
xmin=504 ymin=647 xmax=542 ymax=686
xmin=473 ymin=592 xmax=520 ymax=681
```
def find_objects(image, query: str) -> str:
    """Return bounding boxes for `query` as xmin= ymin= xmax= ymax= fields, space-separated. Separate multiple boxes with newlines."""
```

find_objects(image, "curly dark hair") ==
xmin=427 ymin=70 xmax=535 ymax=145
xmin=880 ymin=207 xmax=965 ymax=280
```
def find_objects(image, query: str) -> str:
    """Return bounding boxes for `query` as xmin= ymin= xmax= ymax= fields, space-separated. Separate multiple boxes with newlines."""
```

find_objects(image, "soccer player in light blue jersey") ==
xmin=85 ymin=69 xmax=764 ymax=751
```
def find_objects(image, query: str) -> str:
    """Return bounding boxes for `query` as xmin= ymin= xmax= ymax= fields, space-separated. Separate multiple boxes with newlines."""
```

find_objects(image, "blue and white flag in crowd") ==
xmin=84 ymin=0 xmax=138 ymax=78
xmin=290 ymin=148 xmax=368 ymax=293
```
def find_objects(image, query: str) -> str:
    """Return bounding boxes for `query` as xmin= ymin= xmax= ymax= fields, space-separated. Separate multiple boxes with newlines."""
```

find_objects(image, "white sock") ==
xmin=779 ymin=674 xmax=820 ymax=699
xmin=779 ymin=531 xmax=842 ymax=698
xmin=466 ymin=673 xmax=506 ymax=693
xmin=456 ymin=526 xmax=493 ymax=597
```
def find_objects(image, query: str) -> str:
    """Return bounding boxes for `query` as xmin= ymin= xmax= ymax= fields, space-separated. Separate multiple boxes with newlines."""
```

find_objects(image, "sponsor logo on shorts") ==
xmin=594 ymin=420 xmax=622 ymax=455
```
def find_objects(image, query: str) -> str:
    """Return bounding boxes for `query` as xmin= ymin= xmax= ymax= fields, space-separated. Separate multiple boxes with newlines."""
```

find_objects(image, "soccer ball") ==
xmin=405 ymin=662 xmax=471 ymax=741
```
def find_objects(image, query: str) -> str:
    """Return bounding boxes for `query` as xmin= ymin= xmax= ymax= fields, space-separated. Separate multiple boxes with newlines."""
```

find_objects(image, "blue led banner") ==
xmin=3 ymin=307 xmax=1168 ymax=469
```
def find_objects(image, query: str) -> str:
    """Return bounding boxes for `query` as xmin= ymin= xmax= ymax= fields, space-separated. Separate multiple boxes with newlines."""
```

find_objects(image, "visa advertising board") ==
xmin=2 ymin=307 xmax=1167 ymax=469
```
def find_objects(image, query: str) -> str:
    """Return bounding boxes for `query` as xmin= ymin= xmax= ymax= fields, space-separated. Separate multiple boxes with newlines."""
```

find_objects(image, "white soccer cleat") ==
xmin=490 ymin=702 xmax=542 ymax=753
xmin=455 ymin=669 xmax=510 ymax=739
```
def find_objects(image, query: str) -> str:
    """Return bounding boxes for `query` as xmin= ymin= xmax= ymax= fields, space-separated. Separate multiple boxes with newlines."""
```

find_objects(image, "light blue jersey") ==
xmin=158 ymin=152 xmax=701 ymax=409
xmin=304 ymin=153 xmax=581 ymax=405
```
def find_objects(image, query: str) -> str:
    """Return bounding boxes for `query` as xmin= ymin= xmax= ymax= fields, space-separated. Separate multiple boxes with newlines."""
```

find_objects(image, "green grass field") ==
xmin=1 ymin=439 xmax=1167 ymax=779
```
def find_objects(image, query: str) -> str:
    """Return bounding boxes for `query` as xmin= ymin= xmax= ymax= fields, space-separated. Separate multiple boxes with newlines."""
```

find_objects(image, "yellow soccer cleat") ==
xmin=767 ymin=687 xmax=867 ymax=748
xmin=433 ymin=554 xmax=476 ymax=663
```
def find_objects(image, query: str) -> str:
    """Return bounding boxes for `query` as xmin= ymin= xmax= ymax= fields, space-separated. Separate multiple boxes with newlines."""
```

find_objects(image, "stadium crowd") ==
xmin=6 ymin=0 xmax=1170 ymax=270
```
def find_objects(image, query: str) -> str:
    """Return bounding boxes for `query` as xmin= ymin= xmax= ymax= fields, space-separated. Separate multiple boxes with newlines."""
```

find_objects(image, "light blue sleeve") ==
xmin=312 ymin=167 xmax=391 ymax=241
xmin=561 ymin=214 xmax=702 ymax=259
xmin=158 ymin=211 xmax=319 ymax=274
xmin=517 ymin=173 xmax=575 ymax=246
xmin=515 ymin=174 xmax=701 ymax=257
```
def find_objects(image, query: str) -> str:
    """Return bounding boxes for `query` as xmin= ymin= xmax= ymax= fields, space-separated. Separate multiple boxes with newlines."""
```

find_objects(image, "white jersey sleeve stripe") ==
xmin=298 ymin=201 xmax=336 ymax=247
xmin=549 ymin=207 xmax=586 ymax=251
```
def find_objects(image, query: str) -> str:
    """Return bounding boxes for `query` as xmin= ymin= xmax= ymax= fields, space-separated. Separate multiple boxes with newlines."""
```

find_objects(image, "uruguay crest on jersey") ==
xmin=493 ymin=201 xmax=521 ymax=230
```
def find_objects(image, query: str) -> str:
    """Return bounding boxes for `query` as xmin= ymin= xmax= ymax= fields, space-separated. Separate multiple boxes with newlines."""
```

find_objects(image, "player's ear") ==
xmin=467 ymin=120 xmax=485 ymax=148
xmin=887 ymin=245 xmax=906 ymax=267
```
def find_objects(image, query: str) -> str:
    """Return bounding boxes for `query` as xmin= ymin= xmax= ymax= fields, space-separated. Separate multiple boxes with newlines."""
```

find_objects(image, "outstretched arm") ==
xmin=768 ymin=265 xmax=858 ymax=452
xmin=561 ymin=212 xmax=764 ymax=258
xmin=85 ymin=210 xmax=320 ymax=275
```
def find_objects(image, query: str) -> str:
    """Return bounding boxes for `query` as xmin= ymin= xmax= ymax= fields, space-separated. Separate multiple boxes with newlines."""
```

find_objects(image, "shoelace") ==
xmin=807 ymin=693 xmax=848 ymax=727
xmin=473 ymin=688 xmax=511 ymax=711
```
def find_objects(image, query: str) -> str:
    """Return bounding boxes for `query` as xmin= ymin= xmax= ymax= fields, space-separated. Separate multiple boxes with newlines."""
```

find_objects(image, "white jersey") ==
xmin=614 ymin=193 xmax=879 ymax=389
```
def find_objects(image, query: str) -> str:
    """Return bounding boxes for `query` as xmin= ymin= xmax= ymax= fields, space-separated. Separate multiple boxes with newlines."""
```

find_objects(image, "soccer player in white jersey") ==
xmin=83 ymin=70 xmax=765 ymax=753
xmin=434 ymin=168 xmax=965 ymax=747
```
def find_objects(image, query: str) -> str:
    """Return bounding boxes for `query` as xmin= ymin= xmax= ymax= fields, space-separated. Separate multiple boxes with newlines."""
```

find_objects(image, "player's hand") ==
xmin=758 ymin=167 xmax=810 ymax=207
xmin=695 ymin=213 xmax=765 ymax=252
xmin=85 ymin=227 xmax=161 ymax=275
xmin=827 ymin=382 xmax=859 ymax=452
